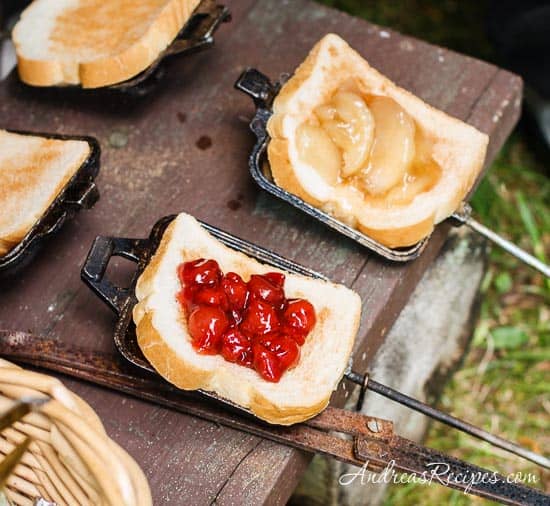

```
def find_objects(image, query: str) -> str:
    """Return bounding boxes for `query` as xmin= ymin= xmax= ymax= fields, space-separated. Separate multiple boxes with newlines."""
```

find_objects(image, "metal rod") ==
xmin=452 ymin=211 xmax=550 ymax=278
xmin=346 ymin=371 xmax=550 ymax=469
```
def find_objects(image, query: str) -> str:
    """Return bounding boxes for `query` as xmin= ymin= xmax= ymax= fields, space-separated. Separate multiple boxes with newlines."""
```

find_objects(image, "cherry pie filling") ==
xmin=177 ymin=258 xmax=317 ymax=382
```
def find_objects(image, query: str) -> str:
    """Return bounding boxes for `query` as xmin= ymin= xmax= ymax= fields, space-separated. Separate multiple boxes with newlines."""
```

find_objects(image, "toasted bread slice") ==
xmin=0 ymin=130 xmax=90 ymax=256
xmin=267 ymin=34 xmax=489 ymax=248
xmin=133 ymin=213 xmax=362 ymax=425
xmin=12 ymin=0 xmax=201 ymax=88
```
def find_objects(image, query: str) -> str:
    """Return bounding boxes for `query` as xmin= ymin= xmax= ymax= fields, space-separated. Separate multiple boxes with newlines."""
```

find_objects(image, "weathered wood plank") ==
xmin=0 ymin=0 xmax=521 ymax=504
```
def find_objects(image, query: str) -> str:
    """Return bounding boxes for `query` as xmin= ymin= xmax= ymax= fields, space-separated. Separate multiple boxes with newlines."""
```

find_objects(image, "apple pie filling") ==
xmin=295 ymin=89 xmax=442 ymax=207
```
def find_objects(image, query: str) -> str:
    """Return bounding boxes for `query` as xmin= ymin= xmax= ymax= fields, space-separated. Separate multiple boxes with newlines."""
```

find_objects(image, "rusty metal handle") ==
xmin=354 ymin=435 xmax=548 ymax=506
xmin=1 ymin=333 xmax=547 ymax=506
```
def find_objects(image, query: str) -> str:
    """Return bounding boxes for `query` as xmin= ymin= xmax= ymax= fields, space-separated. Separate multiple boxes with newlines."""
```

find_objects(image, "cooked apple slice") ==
xmin=315 ymin=91 xmax=374 ymax=178
xmin=296 ymin=123 xmax=341 ymax=185
xmin=358 ymin=96 xmax=416 ymax=196
xmin=385 ymin=161 xmax=442 ymax=206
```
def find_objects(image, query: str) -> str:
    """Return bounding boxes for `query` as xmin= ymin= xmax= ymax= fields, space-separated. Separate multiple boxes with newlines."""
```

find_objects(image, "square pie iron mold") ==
xmin=235 ymin=68 xmax=430 ymax=262
xmin=0 ymin=131 xmax=100 ymax=278
xmin=80 ymin=215 xmax=549 ymax=470
xmin=13 ymin=0 xmax=230 ymax=97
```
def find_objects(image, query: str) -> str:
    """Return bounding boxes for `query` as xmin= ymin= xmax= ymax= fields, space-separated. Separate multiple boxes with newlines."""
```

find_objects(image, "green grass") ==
xmin=315 ymin=1 xmax=550 ymax=504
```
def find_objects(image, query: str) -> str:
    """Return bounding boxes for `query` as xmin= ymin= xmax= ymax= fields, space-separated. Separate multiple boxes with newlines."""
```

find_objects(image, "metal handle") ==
xmin=452 ymin=204 xmax=550 ymax=278
xmin=1 ymin=332 xmax=547 ymax=505
xmin=345 ymin=370 xmax=550 ymax=469
xmin=81 ymin=236 xmax=147 ymax=314
xmin=354 ymin=435 xmax=549 ymax=506
xmin=167 ymin=2 xmax=231 ymax=57
xmin=235 ymin=68 xmax=277 ymax=109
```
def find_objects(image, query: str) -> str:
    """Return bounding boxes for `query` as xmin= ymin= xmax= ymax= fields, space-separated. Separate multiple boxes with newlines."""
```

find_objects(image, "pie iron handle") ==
xmin=353 ymin=435 xmax=550 ymax=506
xmin=235 ymin=68 xmax=278 ymax=110
xmin=166 ymin=1 xmax=231 ymax=57
xmin=452 ymin=203 xmax=550 ymax=278
xmin=81 ymin=236 xmax=147 ymax=315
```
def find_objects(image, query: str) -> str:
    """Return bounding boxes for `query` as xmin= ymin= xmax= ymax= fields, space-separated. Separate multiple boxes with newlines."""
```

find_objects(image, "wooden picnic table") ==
xmin=0 ymin=1 xmax=522 ymax=504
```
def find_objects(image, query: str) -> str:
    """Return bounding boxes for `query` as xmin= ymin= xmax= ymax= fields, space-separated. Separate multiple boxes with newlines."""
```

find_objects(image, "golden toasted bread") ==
xmin=13 ymin=0 xmax=201 ymax=88
xmin=0 ymin=130 xmax=90 ymax=256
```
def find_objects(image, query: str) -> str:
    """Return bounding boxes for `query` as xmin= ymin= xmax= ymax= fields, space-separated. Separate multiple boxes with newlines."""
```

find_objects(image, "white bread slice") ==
xmin=133 ymin=213 xmax=362 ymax=425
xmin=267 ymin=34 xmax=489 ymax=248
xmin=12 ymin=0 xmax=201 ymax=88
xmin=0 ymin=130 xmax=90 ymax=256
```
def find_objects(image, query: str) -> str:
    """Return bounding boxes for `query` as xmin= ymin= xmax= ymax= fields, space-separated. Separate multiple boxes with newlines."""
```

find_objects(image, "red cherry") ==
xmin=283 ymin=299 xmax=316 ymax=342
xmin=194 ymin=286 xmax=228 ymax=309
xmin=179 ymin=258 xmax=316 ymax=382
xmin=252 ymin=342 xmax=283 ymax=382
xmin=176 ymin=289 xmax=194 ymax=315
xmin=180 ymin=259 xmax=221 ymax=288
xmin=176 ymin=290 xmax=185 ymax=307
xmin=248 ymin=274 xmax=284 ymax=308
xmin=222 ymin=272 xmax=249 ymax=311
xmin=282 ymin=327 xmax=306 ymax=345
xmin=220 ymin=329 xmax=253 ymax=367
xmin=240 ymin=299 xmax=280 ymax=337
xmin=260 ymin=335 xmax=300 ymax=370
xmin=263 ymin=272 xmax=285 ymax=288
xmin=228 ymin=309 xmax=244 ymax=327
xmin=188 ymin=305 xmax=229 ymax=354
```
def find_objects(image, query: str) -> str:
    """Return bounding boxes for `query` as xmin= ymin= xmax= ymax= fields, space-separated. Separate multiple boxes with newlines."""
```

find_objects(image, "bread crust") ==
xmin=0 ymin=131 xmax=90 ymax=256
xmin=357 ymin=214 xmax=435 ymax=249
xmin=133 ymin=214 xmax=361 ymax=425
xmin=267 ymin=138 xmax=324 ymax=208
xmin=136 ymin=312 xmax=331 ymax=424
xmin=267 ymin=34 xmax=489 ymax=248
xmin=14 ymin=0 xmax=201 ymax=88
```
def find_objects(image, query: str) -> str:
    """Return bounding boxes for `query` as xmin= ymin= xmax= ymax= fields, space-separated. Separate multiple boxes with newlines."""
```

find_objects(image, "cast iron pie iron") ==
xmin=6 ymin=0 xmax=230 ymax=97
xmin=0 ymin=130 xmax=100 ymax=278
xmin=0 ymin=216 xmax=547 ymax=504
xmin=79 ymin=216 xmax=549 ymax=468
xmin=235 ymin=68 xmax=550 ymax=278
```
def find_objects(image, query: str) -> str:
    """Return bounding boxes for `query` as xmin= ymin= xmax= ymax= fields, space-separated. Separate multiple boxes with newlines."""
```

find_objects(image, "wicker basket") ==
xmin=0 ymin=359 xmax=152 ymax=506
